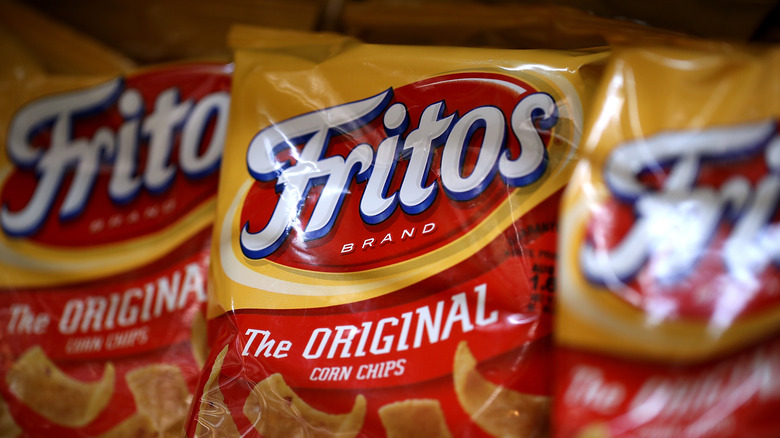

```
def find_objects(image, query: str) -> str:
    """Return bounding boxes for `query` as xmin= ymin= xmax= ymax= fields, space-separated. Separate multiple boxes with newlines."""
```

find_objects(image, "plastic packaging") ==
xmin=554 ymin=43 xmax=780 ymax=437
xmin=0 ymin=3 xmax=231 ymax=435
xmin=187 ymin=25 xmax=606 ymax=438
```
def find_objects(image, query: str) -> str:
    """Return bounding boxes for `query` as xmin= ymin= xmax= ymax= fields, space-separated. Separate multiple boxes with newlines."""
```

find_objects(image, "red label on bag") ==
xmin=0 ymin=64 xmax=230 ymax=246
xmin=230 ymin=246 xmax=553 ymax=392
xmin=0 ymin=63 xmax=230 ymax=437
xmin=582 ymin=121 xmax=780 ymax=320
xmin=207 ymin=191 xmax=559 ymax=436
xmin=0 ymin=240 xmax=209 ymax=361
xmin=555 ymin=339 xmax=780 ymax=438
xmin=239 ymin=73 xmax=558 ymax=268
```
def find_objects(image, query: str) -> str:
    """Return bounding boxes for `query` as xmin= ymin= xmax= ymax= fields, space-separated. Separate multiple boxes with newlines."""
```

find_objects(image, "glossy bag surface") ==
xmin=188 ymin=25 xmax=606 ymax=438
xmin=0 ymin=7 xmax=231 ymax=435
xmin=554 ymin=44 xmax=780 ymax=438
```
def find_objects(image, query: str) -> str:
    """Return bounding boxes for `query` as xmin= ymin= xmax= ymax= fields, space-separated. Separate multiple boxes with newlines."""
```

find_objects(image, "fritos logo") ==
xmin=238 ymin=73 xmax=566 ymax=269
xmin=581 ymin=120 xmax=780 ymax=318
xmin=0 ymin=65 xmax=231 ymax=246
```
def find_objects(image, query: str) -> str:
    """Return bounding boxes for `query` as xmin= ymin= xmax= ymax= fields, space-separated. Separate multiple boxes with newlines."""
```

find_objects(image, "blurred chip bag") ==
xmin=0 ymin=1 xmax=230 ymax=435
xmin=554 ymin=43 xmax=780 ymax=437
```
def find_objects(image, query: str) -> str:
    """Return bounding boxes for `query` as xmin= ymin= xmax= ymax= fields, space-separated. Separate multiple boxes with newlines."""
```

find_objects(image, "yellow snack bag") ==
xmin=187 ymin=25 xmax=606 ymax=437
xmin=0 ymin=3 xmax=230 ymax=436
xmin=555 ymin=44 xmax=780 ymax=437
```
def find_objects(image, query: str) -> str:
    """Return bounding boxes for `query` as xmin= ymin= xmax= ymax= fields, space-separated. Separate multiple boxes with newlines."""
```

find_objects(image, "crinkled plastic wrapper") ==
xmin=554 ymin=44 xmax=780 ymax=437
xmin=187 ymin=25 xmax=606 ymax=437
xmin=0 ymin=3 xmax=231 ymax=436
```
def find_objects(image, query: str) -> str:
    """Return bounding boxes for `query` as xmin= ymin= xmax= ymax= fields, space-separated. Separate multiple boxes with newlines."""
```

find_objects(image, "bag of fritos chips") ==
xmin=187 ymin=25 xmax=605 ymax=437
xmin=555 ymin=44 xmax=780 ymax=437
xmin=0 ymin=2 xmax=231 ymax=436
